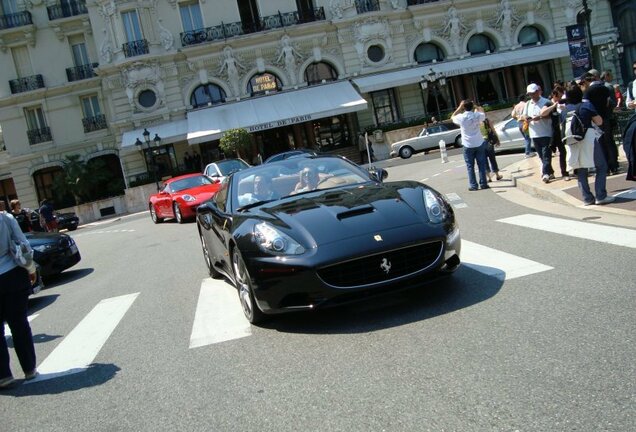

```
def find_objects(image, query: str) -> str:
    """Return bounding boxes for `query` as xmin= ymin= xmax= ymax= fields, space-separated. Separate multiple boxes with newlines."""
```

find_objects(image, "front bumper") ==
xmin=244 ymin=224 xmax=461 ymax=314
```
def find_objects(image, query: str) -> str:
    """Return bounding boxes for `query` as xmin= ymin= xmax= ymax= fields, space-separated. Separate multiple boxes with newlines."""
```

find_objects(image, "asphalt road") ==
xmin=3 ymin=153 xmax=635 ymax=431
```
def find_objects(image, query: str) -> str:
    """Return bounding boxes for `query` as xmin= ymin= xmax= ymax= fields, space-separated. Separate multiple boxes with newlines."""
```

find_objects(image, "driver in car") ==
xmin=293 ymin=167 xmax=320 ymax=194
xmin=238 ymin=174 xmax=277 ymax=206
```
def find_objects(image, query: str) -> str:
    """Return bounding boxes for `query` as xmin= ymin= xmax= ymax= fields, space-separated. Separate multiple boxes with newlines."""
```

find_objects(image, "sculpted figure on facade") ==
xmin=329 ymin=0 xmax=355 ymax=19
xmin=442 ymin=7 xmax=467 ymax=55
xmin=276 ymin=36 xmax=302 ymax=86
xmin=100 ymin=28 xmax=113 ymax=64
xmin=122 ymin=62 xmax=164 ymax=110
xmin=496 ymin=0 xmax=516 ymax=46
xmin=354 ymin=18 xmax=392 ymax=68
xmin=157 ymin=19 xmax=174 ymax=51
xmin=219 ymin=46 xmax=245 ymax=97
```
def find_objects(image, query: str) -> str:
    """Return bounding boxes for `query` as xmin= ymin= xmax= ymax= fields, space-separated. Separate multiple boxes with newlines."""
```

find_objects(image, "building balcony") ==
xmin=27 ymin=127 xmax=52 ymax=145
xmin=355 ymin=0 xmax=380 ymax=13
xmin=180 ymin=7 xmax=325 ymax=47
xmin=0 ymin=11 xmax=32 ymax=30
xmin=9 ymin=74 xmax=45 ymax=94
xmin=407 ymin=0 xmax=440 ymax=5
xmin=66 ymin=63 xmax=98 ymax=82
xmin=47 ymin=0 xmax=87 ymax=20
xmin=122 ymin=39 xmax=149 ymax=57
xmin=82 ymin=114 xmax=107 ymax=133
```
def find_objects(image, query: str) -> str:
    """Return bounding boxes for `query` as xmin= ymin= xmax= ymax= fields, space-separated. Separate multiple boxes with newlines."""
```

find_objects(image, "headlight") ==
xmin=182 ymin=194 xmax=196 ymax=202
xmin=423 ymin=189 xmax=449 ymax=224
xmin=254 ymin=222 xmax=305 ymax=255
xmin=33 ymin=244 xmax=56 ymax=253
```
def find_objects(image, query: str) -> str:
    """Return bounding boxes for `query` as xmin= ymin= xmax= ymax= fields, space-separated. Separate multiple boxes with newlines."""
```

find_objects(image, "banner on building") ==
xmin=566 ymin=24 xmax=591 ymax=78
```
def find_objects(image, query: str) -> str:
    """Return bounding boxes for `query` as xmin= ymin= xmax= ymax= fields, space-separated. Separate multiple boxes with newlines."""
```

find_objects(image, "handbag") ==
xmin=2 ymin=213 xmax=35 ymax=271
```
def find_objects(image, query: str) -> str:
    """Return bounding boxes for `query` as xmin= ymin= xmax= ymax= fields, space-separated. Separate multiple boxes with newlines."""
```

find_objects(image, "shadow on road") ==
xmin=43 ymin=268 xmax=94 ymax=288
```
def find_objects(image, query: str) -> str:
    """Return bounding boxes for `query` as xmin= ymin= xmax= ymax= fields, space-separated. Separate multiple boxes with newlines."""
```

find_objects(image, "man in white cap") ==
xmin=521 ymin=83 xmax=554 ymax=183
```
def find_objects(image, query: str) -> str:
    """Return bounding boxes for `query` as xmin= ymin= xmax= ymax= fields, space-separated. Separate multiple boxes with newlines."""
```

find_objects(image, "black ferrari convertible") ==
xmin=196 ymin=156 xmax=461 ymax=323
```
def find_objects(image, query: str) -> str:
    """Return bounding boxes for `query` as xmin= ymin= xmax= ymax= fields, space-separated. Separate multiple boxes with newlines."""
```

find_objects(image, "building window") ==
xmin=179 ymin=2 xmax=203 ymax=32
xmin=190 ymin=83 xmax=226 ymax=108
xmin=24 ymin=106 xmax=51 ymax=145
xmin=237 ymin=0 xmax=260 ymax=32
xmin=467 ymin=34 xmax=496 ymax=55
xmin=367 ymin=45 xmax=385 ymax=63
xmin=138 ymin=89 xmax=157 ymax=108
xmin=1 ymin=0 xmax=19 ymax=15
xmin=81 ymin=94 xmax=101 ymax=117
xmin=122 ymin=10 xmax=143 ymax=42
xmin=11 ymin=45 xmax=33 ymax=78
xmin=518 ymin=26 xmax=545 ymax=46
xmin=33 ymin=166 xmax=66 ymax=206
xmin=304 ymin=62 xmax=337 ymax=85
xmin=414 ymin=43 xmax=445 ymax=64
xmin=248 ymin=72 xmax=282 ymax=96
xmin=69 ymin=35 xmax=90 ymax=66
xmin=371 ymin=89 xmax=399 ymax=125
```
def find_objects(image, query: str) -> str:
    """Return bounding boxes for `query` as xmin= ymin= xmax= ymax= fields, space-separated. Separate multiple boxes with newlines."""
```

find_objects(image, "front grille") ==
xmin=317 ymin=241 xmax=443 ymax=288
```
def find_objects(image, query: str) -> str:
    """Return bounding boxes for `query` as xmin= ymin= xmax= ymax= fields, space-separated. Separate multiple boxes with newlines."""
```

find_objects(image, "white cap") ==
xmin=526 ymin=83 xmax=541 ymax=93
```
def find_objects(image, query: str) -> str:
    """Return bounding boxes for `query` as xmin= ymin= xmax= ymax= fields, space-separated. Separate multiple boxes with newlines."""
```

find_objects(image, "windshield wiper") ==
xmin=237 ymin=199 xmax=278 ymax=212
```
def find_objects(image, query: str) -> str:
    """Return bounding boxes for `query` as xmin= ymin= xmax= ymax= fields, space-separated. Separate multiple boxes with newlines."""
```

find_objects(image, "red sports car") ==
xmin=149 ymin=174 xmax=221 ymax=224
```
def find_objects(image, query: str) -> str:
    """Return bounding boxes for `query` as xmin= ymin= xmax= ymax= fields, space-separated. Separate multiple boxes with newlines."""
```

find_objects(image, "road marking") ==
xmin=189 ymin=279 xmax=251 ymax=349
xmin=28 ymin=293 xmax=139 ymax=383
xmin=433 ymin=173 xmax=441 ymax=177
xmin=497 ymin=214 xmax=636 ymax=249
xmin=420 ymin=178 xmax=430 ymax=182
xmin=4 ymin=314 xmax=39 ymax=338
xmin=445 ymin=193 xmax=461 ymax=201
xmin=461 ymin=240 xmax=553 ymax=280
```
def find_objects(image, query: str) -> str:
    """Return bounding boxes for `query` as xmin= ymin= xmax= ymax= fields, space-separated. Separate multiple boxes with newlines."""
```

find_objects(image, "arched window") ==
xmin=467 ymin=34 xmax=496 ymax=55
xmin=247 ymin=72 xmax=282 ymax=96
xmin=414 ymin=43 xmax=445 ymax=64
xmin=32 ymin=166 xmax=74 ymax=209
xmin=190 ymin=83 xmax=226 ymax=108
xmin=304 ymin=62 xmax=337 ymax=85
xmin=518 ymin=26 xmax=546 ymax=46
xmin=86 ymin=154 xmax=125 ymax=200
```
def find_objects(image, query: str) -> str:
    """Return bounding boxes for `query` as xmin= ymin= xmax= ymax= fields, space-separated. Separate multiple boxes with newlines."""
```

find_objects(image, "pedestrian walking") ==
xmin=565 ymin=76 xmax=614 ymax=205
xmin=9 ymin=200 xmax=32 ymax=233
xmin=38 ymin=199 xmax=58 ymax=232
xmin=0 ymin=211 xmax=38 ymax=390
xmin=483 ymin=118 xmax=502 ymax=182
xmin=511 ymin=95 xmax=534 ymax=157
xmin=585 ymin=69 xmax=618 ymax=174
xmin=522 ymin=83 xmax=554 ymax=183
xmin=451 ymin=100 xmax=488 ymax=191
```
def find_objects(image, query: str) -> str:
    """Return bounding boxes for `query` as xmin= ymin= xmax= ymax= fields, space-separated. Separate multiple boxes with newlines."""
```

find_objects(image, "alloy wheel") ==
xmin=174 ymin=203 xmax=183 ymax=224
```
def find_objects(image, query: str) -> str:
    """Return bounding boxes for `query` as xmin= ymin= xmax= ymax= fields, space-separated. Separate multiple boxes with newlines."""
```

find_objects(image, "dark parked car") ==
xmin=197 ymin=155 xmax=461 ymax=324
xmin=264 ymin=149 xmax=319 ymax=163
xmin=26 ymin=209 xmax=79 ymax=232
xmin=25 ymin=231 xmax=81 ymax=277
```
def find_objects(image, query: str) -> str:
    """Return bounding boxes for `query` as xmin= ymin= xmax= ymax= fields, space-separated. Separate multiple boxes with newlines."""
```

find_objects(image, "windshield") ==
xmin=216 ymin=159 xmax=249 ymax=176
xmin=170 ymin=175 xmax=214 ymax=192
xmin=233 ymin=157 xmax=371 ymax=209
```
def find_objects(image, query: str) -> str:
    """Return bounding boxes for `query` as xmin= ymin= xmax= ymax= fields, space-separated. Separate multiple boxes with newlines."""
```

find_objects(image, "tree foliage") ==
xmin=52 ymin=155 xmax=113 ymax=205
xmin=219 ymin=128 xmax=252 ymax=159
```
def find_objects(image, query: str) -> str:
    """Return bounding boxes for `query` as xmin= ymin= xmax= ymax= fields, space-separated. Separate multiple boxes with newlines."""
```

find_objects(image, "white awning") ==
xmin=187 ymin=81 xmax=368 ymax=144
xmin=121 ymin=119 xmax=188 ymax=148
xmin=352 ymin=41 xmax=570 ymax=94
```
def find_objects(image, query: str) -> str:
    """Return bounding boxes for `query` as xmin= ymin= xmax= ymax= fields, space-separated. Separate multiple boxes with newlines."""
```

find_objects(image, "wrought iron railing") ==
xmin=9 ymin=74 xmax=45 ymax=94
xmin=122 ymin=39 xmax=149 ymax=57
xmin=47 ymin=0 xmax=87 ymax=20
xmin=407 ymin=0 xmax=441 ymax=5
xmin=66 ymin=63 xmax=98 ymax=82
xmin=180 ymin=7 xmax=325 ymax=47
xmin=27 ymin=127 xmax=52 ymax=145
xmin=0 ymin=11 xmax=32 ymax=30
xmin=355 ymin=0 xmax=380 ymax=13
xmin=82 ymin=114 xmax=107 ymax=133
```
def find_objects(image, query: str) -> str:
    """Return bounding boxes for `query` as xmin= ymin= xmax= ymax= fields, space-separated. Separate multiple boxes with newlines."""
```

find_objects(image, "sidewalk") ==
xmin=507 ymin=150 xmax=636 ymax=217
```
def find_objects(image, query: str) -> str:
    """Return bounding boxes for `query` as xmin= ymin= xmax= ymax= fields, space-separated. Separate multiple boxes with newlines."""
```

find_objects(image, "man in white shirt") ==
xmin=522 ymin=83 xmax=554 ymax=183
xmin=626 ymin=60 xmax=636 ymax=110
xmin=451 ymin=99 xmax=488 ymax=191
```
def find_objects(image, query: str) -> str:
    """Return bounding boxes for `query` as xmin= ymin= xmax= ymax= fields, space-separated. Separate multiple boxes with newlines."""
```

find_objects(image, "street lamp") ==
xmin=135 ymin=128 xmax=162 ymax=191
xmin=420 ymin=68 xmax=447 ymax=119
xmin=581 ymin=0 xmax=594 ymax=69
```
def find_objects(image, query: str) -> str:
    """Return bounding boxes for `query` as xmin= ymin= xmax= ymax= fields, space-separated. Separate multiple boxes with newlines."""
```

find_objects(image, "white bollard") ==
xmin=439 ymin=139 xmax=449 ymax=163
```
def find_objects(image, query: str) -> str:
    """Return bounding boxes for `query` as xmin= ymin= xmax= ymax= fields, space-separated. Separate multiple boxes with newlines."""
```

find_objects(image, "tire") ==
xmin=399 ymin=146 xmax=414 ymax=159
xmin=199 ymin=231 xmax=222 ymax=279
xmin=67 ymin=226 xmax=77 ymax=231
xmin=454 ymin=136 xmax=462 ymax=148
xmin=232 ymin=249 xmax=265 ymax=324
xmin=150 ymin=204 xmax=163 ymax=224
xmin=173 ymin=202 xmax=184 ymax=224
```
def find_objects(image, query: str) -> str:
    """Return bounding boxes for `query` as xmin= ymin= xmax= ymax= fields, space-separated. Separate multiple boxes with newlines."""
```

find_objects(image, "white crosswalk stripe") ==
xmin=461 ymin=240 xmax=553 ymax=280
xmin=189 ymin=279 xmax=251 ymax=349
xmin=27 ymin=293 xmax=139 ymax=383
xmin=497 ymin=214 xmax=636 ymax=249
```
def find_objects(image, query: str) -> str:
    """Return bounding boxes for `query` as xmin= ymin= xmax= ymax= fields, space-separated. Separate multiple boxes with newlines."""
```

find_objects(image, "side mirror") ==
xmin=368 ymin=168 xmax=388 ymax=182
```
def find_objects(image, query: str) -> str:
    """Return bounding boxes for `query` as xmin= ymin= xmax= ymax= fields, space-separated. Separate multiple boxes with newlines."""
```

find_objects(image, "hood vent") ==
xmin=336 ymin=205 xmax=375 ymax=220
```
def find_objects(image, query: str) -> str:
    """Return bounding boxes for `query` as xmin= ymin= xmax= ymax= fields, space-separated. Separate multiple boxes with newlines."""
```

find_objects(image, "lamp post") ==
xmin=420 ymin=68 xmax=447 ymax=119
xmin=581 ymin=0 xmax=594 ymax=69
xmin=600 ymin=38 xmax=624 ymax=84
xmin=135 ymin=127 xmax=162 ymax=191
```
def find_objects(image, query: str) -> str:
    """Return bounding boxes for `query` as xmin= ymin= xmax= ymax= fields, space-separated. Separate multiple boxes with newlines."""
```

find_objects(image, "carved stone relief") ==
xmin=353 ymin=18 xmax=393 ymax=68
xmin=121 ymin=61 xmax=165 ymax=111
xmin=218 ymin=46 xmax=246 ymax=97
xmin=275 ymin=35 xmax=303 ymax=86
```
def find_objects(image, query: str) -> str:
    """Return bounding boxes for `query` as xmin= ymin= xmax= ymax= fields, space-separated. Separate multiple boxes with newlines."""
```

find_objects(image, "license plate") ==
xmin=70 ymin=244 xmax=78 ymax=254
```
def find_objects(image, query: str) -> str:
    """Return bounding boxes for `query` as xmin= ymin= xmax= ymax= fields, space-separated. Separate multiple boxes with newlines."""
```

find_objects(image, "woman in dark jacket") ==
xmin=9 ymin=199 xmax=32 ymax=233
